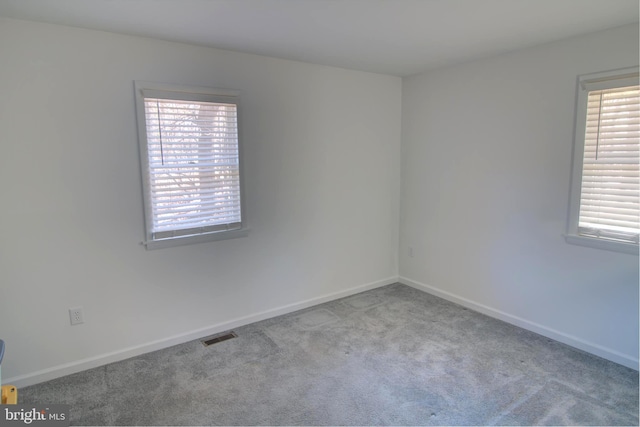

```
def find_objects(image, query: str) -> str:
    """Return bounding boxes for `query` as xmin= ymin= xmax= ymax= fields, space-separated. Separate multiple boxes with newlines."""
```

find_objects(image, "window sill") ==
xmin=144 ymin=228 xmax=249 ymax=250
xmin=564 ymin=234 xmax=638 ymax=255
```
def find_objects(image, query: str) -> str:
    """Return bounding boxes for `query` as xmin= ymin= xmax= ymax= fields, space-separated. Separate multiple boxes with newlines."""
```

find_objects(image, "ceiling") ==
xmin=0 ymin=0 xmax=637 ymax=76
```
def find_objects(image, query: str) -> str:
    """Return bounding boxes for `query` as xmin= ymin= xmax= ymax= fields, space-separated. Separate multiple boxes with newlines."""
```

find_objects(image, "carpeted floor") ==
xmin=20 ymin=283 xmax=639 ymax=426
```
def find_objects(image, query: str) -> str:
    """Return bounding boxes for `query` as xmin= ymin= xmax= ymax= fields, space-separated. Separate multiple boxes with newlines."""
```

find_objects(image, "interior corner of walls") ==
xmin=397 ymin=276 xmax=639 ymax=371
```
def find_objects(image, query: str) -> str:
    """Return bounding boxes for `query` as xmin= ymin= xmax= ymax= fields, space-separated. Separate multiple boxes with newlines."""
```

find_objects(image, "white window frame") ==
xmin=565 ymin=67 xmax=639 ymax=255
xmin=134 ymin=81 xmax=248 ymax=250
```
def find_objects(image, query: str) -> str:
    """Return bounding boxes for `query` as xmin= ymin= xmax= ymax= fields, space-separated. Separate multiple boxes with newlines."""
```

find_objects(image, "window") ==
xmin=134 ymin=82 xmax=246 ymax=249
xmin=566 ymin=67 xmax=639 ymax=254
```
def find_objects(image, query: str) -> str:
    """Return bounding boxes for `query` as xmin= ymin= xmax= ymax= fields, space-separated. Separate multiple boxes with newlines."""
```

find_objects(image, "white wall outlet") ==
xmin=409 ymin=246 xmax=414 ymax=258
xmin=69 ymin=307 xmax=84 ymax=325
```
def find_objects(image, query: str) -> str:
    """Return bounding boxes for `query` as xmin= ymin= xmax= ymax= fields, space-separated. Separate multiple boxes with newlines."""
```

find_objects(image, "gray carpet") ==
xmin=20 ymin=283 xmax=639 ymax=426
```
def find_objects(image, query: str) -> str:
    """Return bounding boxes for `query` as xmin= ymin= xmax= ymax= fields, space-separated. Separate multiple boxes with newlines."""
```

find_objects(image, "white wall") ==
xmin=400 ymin=24 xmax=639 ymax=369
xmin=0 ymin=18 xmax=402 ymax=385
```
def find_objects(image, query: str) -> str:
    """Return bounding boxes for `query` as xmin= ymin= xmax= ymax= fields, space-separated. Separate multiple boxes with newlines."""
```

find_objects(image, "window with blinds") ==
xmin=134 ymin=82 xmax=246 ymax=249
xmin=567 ymin=68 xmax=639 ymax=254
xmin=578 ymin=85 xmax=639 ymax=243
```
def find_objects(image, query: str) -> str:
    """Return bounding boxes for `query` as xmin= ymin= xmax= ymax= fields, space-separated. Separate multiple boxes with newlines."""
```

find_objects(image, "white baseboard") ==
xmin=12 ymin=275 xmax=634 ymax=388
xmin=6 ymin=276 xmax=398 ymax=388
xmin=399 ymin=276 xmax=639 ymax=371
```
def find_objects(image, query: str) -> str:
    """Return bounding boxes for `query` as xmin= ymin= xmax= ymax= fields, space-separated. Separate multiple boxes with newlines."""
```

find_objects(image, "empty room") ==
xmin=0 ymin=0 xmax=638 ymax=425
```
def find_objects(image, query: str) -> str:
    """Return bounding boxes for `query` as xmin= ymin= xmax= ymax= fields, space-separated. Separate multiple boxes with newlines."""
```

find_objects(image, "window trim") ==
xmin=134 ymin=81 xmax=248 ymax=250
xmin=565 ymin=67 xmax=639 ymax=255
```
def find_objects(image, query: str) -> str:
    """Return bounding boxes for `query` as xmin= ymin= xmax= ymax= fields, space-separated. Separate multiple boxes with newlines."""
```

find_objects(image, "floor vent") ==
xmin=201 ymin=332 xmax=237 ymax=347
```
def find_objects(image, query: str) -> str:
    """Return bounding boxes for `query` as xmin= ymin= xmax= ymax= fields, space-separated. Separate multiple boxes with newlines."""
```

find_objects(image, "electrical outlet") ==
xmin=409 ymin=246 xmax=414 ymax=258
xmin=69 ymin=307 xmax=84 ymax=325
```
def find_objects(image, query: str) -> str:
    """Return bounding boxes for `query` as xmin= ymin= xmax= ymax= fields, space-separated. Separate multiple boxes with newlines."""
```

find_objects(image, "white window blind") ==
xmin=578 ymin=84 xmax=639 ymax=245
xmin=134 ymin=82 xmax=245 ymax=249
